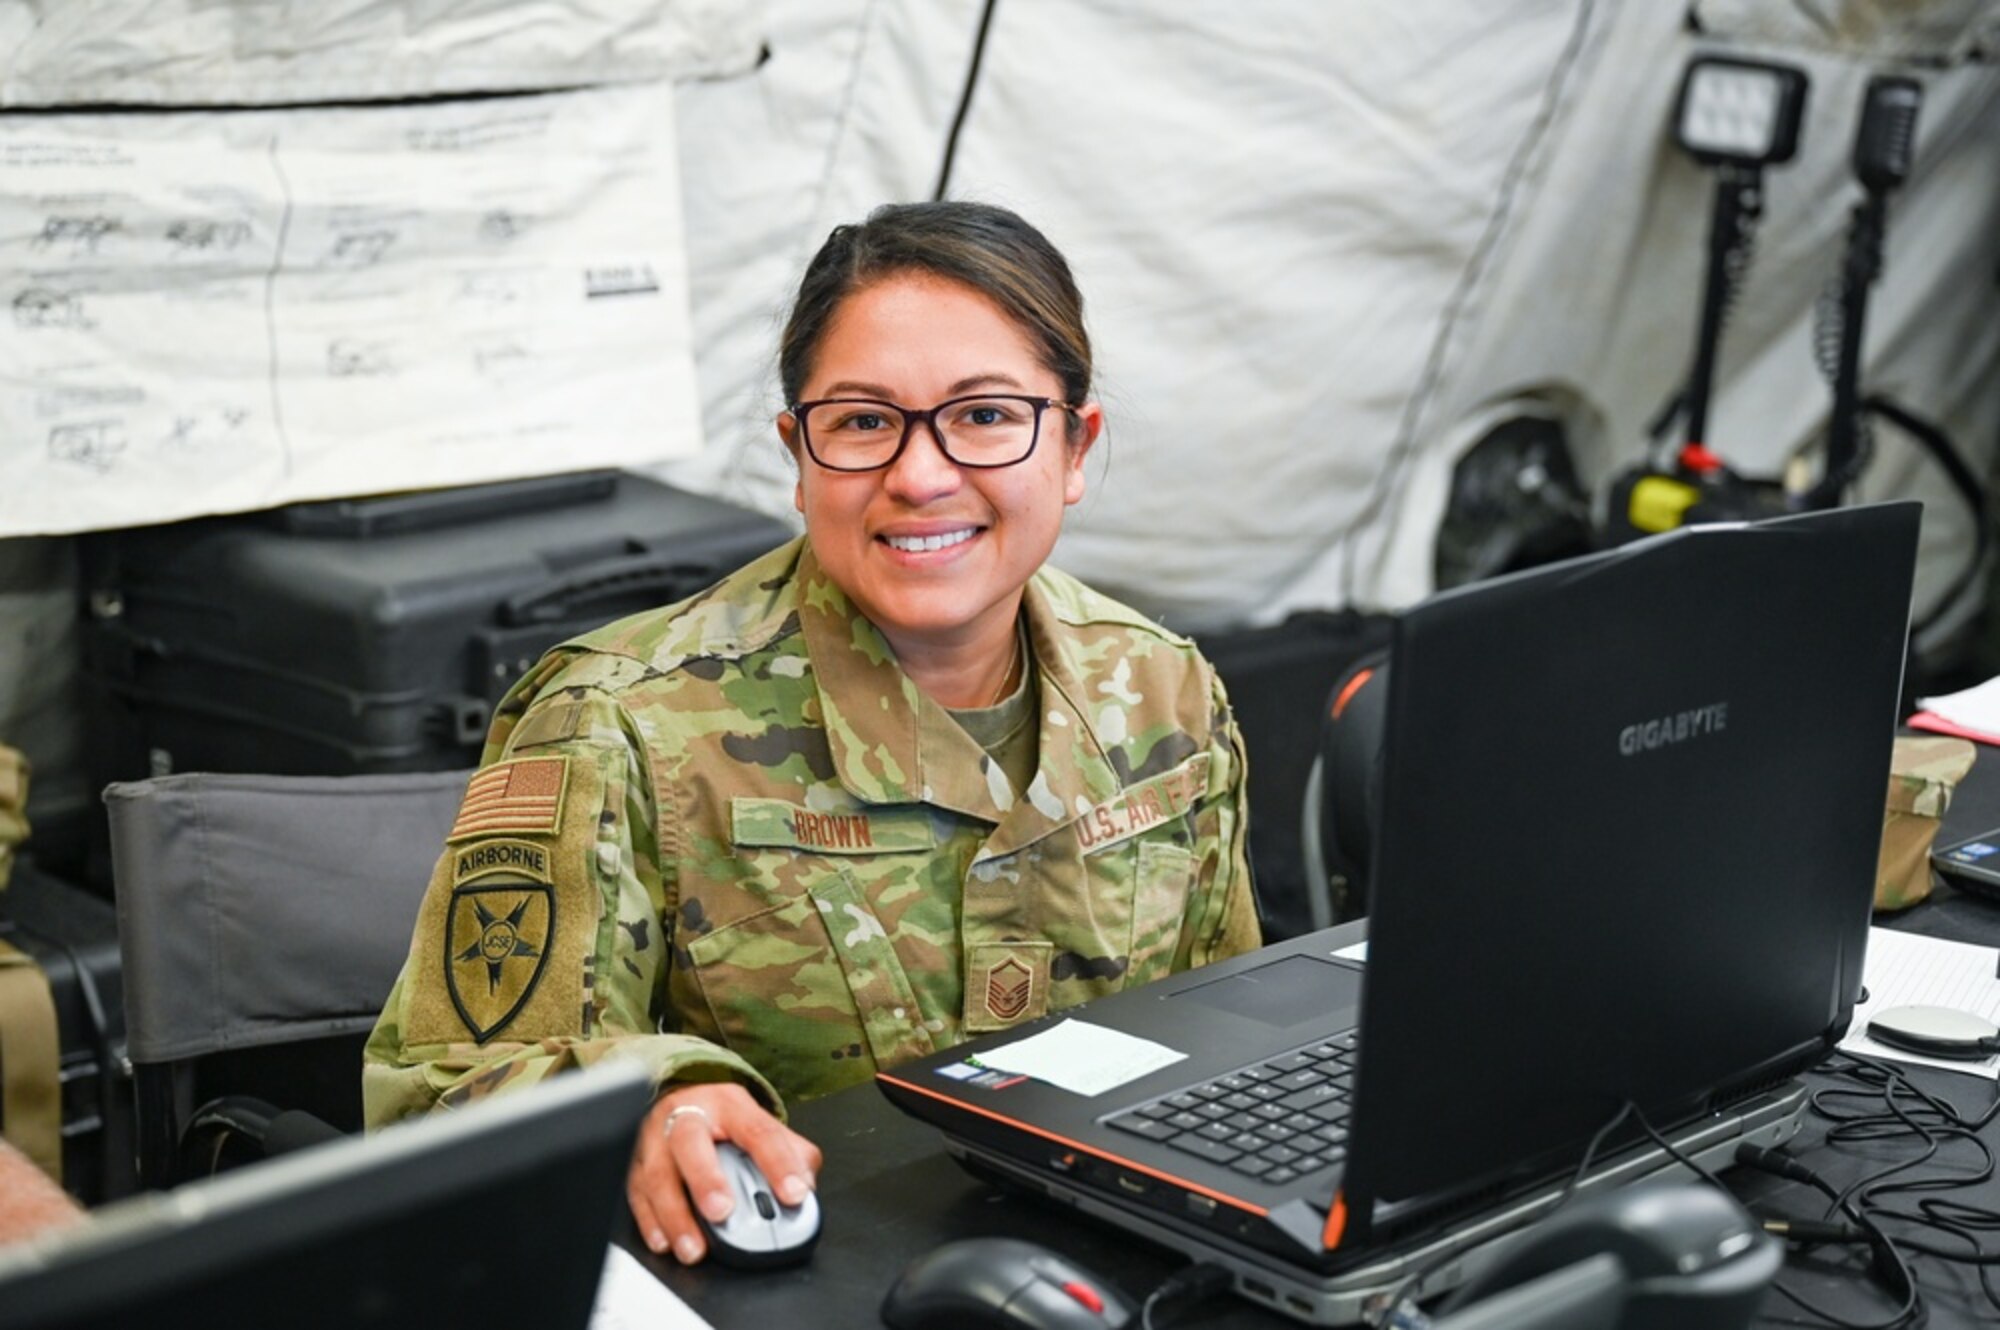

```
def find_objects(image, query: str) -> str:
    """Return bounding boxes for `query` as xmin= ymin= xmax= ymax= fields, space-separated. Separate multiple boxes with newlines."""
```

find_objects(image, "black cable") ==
xmin=1627 ymin=1102 xmax=1729 ymax=1194
xmin=1727 ymin=1052 xmax=2000 ymax=1328
xmin=1137 ymin=1260 xmax=1232 ymax=1330
xmin=1733 ymin=1141 xmax=1923 ymax=1330
xmin=1820 ymin=1050 xmax=2000 ymax=1133
xmin=1861 ymin=394 xmax=1994 ymax=640
xmin=1367 ymin=1098 xmax=1634 ymax=1329
xmin=1616 ymin=1091 xmax=1923 ymax=1330
xmin=1645 ymin=387 xmax=1686 ymax=444
xmin=1807 ymin=1054 xmax=2000 ymax=1319
xmin=1758 ymin=1215 xmax=1872 ymax=1246
xmin=932 ymin=0 xmax=1000 ymax=201
xmin=1569 ymin=1100 xmax=1635 ymax=1191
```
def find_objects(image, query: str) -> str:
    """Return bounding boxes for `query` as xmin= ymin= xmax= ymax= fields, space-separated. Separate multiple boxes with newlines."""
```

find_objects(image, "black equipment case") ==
xmin=0 ymin=858 xmax=135 ymax=1205
xmin=80 ymin=469 xmax=791 ymax=800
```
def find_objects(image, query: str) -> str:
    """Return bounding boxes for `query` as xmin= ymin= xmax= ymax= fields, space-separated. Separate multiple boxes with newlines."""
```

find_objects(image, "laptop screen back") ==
xmin=0 ymin=1063 xmax=651 ymax=1330
xmin=1343 ymin=506 xmax=1917 ymax=1220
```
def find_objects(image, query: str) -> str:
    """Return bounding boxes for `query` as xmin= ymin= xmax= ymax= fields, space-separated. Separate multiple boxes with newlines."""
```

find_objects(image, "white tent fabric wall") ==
xmin=3 ymin=0 xmax=1999 ymax=825
xmin=1357 ymin=1 xmax=2000 ymax=642
xmin=667 ymin=0 xmax=1612 ymax=631
xmin=666 ymin=0 xmax=2000 ymax=634
xmin=0 ymin=0 xmax=764 ymax=101
xmin=3 ymin=0 xmax=1993 ymax=625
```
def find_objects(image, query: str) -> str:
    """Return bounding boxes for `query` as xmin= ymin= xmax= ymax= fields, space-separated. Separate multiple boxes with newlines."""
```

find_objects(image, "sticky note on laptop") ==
xmin=973 ymin=1019 xmax=1186 ymax=1096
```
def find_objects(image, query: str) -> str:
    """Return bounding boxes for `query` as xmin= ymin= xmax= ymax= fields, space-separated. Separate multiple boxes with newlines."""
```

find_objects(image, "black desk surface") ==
xmin=644 ymin=747 xmax=2000 ymax=1329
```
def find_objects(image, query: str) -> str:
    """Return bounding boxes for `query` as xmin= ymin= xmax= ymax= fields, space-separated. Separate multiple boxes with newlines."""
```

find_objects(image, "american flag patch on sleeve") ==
xmin=447 ymin=756 xmax=570 ymax=841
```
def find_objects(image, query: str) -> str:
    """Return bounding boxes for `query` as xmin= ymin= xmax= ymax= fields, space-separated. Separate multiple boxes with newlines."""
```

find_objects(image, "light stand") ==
xmin=1605 ymin=57 xmax=1809 ymax=543
xmin=1676 ymin=56 xmax=1808 ymax=455
xmin=1799 ymin=75 xmax=1923 ymax=510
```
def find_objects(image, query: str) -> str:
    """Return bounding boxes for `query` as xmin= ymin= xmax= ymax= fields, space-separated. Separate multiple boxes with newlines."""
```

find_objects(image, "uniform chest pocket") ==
xmin=685 ymin=868 xmax=937 ymax=1098
xmin=1080 ymin=835 xmax=1195 ymax=989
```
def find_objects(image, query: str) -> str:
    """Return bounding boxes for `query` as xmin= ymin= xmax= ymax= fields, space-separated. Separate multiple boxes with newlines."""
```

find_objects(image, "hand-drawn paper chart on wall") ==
xmin=0 ymin=84 xmax=700 ymax=536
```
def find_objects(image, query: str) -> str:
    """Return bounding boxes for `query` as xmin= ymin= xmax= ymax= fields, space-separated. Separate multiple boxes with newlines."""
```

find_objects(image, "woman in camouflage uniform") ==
xmin=364 ymin=202 xmax=1261 ymax=1265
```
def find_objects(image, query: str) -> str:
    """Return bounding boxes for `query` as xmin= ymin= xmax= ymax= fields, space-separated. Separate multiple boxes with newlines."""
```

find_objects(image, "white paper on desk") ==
xmin=1841 ymin=927 xmax=2000 ymax=1079
xmin=1919 ymin=676 xmax=2000 ymax=736
xmin=973 ymin=1019 xmax=1186 ymax=1096
xmin=591 ymin=1245 xmax=714 ymax=1330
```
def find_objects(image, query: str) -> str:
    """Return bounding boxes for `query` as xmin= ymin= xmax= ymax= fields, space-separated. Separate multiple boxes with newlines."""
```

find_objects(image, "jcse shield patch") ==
xmin=444 ymin=838 xmax=557 ymax=1043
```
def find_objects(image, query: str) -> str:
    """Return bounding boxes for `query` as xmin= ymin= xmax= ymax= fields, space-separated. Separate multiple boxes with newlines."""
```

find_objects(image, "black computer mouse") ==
xmin=695 ymin=1142 xmax=821 ymax=1269
xmin=880 ymin=1237 xmax=1135 ymax=1330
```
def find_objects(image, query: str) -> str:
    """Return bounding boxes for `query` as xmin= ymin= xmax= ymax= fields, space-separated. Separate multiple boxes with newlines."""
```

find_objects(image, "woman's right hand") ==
xmin=627 ymin=1081 xmax=822 ymax=1265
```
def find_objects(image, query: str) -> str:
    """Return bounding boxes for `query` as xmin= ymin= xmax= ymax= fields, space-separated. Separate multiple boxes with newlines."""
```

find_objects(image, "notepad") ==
xmin=1842 ymin=927 xmax=2000 ymax=1078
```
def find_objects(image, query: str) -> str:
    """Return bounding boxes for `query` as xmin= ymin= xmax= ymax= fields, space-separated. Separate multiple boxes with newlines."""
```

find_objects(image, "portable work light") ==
xmin=1603 ymin=55 xmax=1811 ymax=544
xmin=1674 ymin=56 xmax=1809 ymax=167
xmin=1669 ymin=55 xmax=1811 ymax=461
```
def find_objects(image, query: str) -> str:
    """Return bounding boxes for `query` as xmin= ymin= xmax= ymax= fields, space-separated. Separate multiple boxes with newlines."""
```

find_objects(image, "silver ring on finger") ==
xmin=662 ymin=1103 xmax=714 ymax=1139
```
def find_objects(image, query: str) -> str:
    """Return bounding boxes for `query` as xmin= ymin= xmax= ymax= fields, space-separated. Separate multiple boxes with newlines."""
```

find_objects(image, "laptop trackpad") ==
xmin=1169 ymin=954 xmax=1362 ymax=1030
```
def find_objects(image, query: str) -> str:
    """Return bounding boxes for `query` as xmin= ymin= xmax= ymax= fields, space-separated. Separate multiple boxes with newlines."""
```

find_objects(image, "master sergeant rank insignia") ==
xmin=965 ymin=941 xmax=1050 ymax=1032
xmin=445 ymin=837 xmax=557 ymax=1043
xmin=985 ymin=956 xmax=1034 ymax=1022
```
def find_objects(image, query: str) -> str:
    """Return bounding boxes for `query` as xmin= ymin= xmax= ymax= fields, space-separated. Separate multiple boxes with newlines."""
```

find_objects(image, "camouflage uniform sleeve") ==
xmin=0 ymin=743 xmax=28 ymax=893
xmin=1182 ymin=665 xmax=1262 ymax=968
xmin=362 ymin=683 xmax=783 ymax=1127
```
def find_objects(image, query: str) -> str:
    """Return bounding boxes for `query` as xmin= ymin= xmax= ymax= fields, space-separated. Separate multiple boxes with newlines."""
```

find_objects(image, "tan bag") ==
xmin=0 ymin=744 xmax=28 ymax=895
xmin=0 ymin=937 xmax=62 ymax=1182
xmin=1875 ymin=735 xmax=1977 ymax=911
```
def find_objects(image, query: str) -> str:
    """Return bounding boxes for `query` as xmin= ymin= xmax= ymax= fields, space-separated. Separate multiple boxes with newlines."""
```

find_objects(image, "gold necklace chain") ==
xmin=984 ymin=626 xmax=1025 ymax=708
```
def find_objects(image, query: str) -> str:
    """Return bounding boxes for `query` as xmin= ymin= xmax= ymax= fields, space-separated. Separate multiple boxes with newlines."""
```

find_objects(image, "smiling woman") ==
xmin=780 ymin=271 xmax=1097 ymax=707
xmin=362 ymin=201 xmax=1260 ymax=1270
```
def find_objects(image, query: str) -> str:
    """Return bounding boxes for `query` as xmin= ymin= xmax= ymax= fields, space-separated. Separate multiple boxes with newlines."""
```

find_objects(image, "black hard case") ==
xmin=0 ymin=859 xmax=135 ymax=1205
xmin=80 ymin=472 xmax=791 ymax=786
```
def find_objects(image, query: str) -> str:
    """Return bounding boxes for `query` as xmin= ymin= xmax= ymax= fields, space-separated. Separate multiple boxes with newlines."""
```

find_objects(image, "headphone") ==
xmin=1302 ymin=649 xmax=1390 ymax=925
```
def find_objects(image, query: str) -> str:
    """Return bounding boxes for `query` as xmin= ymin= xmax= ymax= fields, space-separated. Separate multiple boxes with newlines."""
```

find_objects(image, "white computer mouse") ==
xmin=696 ymin=1142 xmax=822 ymax=1269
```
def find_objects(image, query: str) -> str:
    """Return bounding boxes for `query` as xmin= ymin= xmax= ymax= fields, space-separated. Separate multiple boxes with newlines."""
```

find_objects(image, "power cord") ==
xmin=1620 ymin=1099 xmax=1923 ymax=1329
xmin=1732 ymin=1141 xmax=1921 ymax=1330
xmin=1365 ymin=1098 xmax=1638 ymax=1329
xmin=1861 ymin=395 xmax=1993 ymax=645
xmin=1725 ymin=1049 xmax=2000 ymax=1328
xmin=1809 ymin=1054 xmax=2000 ymax=1316
xmin=1137 ymin=1260 xmax=1232 ymax=1330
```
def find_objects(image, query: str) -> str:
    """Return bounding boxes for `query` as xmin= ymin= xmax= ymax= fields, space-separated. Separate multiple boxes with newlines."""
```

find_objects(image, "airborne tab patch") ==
xmin=444 ymin=838 xmax=558 ymax=1044
xmin=453 ymin=837 xmax=555 ymax=887
xmin=447 ymin=756 xmax=569 ymax=842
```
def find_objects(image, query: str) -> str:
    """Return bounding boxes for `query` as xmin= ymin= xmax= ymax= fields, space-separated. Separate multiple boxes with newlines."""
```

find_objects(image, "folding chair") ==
xmin=103 ymin=769 xmax=468 ymax=1189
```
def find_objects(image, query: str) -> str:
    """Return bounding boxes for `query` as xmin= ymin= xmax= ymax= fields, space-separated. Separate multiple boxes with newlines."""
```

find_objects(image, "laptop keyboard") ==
xmin=1102 ymin=1030 xmax=1357 ymax=1187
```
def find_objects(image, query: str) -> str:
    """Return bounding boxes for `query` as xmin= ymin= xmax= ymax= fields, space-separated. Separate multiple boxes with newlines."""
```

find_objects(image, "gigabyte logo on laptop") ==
xmin=1618 ymin=702 xmax=1728 ymax=756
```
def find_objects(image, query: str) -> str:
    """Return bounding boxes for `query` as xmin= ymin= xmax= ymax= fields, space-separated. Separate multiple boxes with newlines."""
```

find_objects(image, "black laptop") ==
xmin=879 ymin=504 xmax=1918 ymax=1323
xmin=0 ymin=1062 xmax=652 ymax=1330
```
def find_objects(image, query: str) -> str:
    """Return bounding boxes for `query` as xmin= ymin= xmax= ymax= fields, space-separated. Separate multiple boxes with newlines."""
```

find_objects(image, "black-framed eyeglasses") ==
xmin=788 ymin=394 xmax=1076 ymax=473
